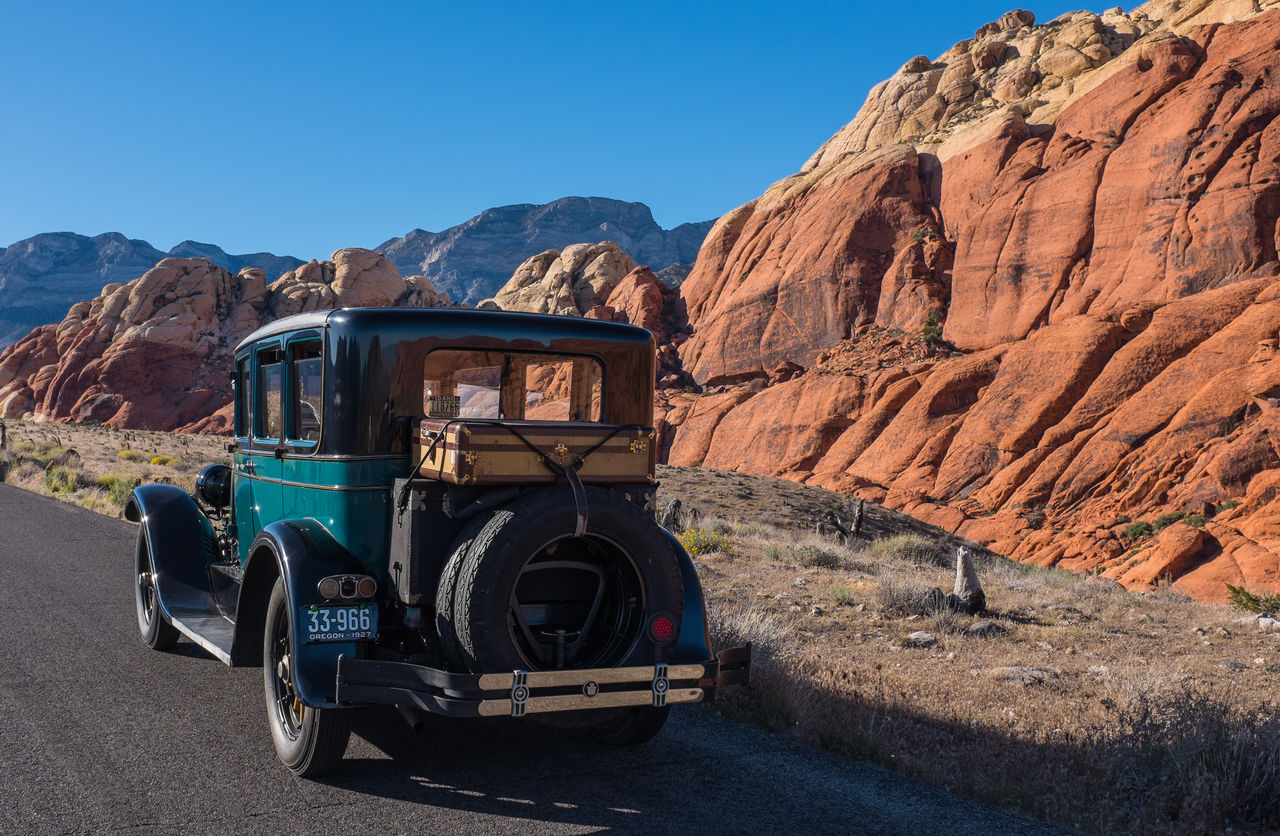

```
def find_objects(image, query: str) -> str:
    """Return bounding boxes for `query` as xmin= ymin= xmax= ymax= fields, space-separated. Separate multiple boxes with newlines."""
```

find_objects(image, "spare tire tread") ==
xmin=435 ymin=513 xmax=502 ymax=670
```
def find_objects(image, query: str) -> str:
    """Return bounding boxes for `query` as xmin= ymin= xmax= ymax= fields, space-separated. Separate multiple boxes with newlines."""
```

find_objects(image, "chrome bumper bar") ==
xmin=335 ymin=645 xmax=751 ymax=718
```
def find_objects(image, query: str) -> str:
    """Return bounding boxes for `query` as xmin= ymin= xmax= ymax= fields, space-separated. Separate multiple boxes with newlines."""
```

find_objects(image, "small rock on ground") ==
xmin=965 ymin=620 xmax=1005 ymax=637
xmin=991 ymin=666 xmax=1055 ymax=685
xmin=904 ymin=631 xmax=937 ymax=648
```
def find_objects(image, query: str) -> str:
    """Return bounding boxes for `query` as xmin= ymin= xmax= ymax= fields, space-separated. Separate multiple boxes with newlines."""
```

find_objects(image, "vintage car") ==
xmin=127 ymin=307 xmax=750 ymax=776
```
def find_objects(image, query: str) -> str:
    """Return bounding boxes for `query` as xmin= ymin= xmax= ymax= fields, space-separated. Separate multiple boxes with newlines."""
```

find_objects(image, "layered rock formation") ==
xmin=378 ymin=197 xmax=712 ymax=305
xmin=0 ymin=232 xmax=302 ymax=349
xmin=481 ymin=243 xmax=694 ymax=386
xmin=664 ymin=0 xmax=1280 ymax=602
xmin=0 ymin=249 xmax=447 ymax=430
xmin=479 ymin=242 xmax=635 ymax=316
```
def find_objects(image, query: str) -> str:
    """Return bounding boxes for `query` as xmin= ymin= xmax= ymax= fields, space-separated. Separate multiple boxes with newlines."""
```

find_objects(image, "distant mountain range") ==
xmin=0 ymin=197 xmax=713 ymax=347
xmin=377 ymin=197 xmax=712 ymax=305
xmin=0 ymin=233 xmax=305 ymax=347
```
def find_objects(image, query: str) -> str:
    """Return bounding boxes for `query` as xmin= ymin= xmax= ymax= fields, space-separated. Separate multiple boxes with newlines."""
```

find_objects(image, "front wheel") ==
xmin=263 ymin=580 xmax=352 ymax=777
xmin=134 ymin=528 xmax=178 ymax=651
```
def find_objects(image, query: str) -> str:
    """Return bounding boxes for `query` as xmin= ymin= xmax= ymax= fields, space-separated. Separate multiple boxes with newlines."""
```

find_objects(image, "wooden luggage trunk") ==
xmin=417 ymin=419 xmax=656 ymax=485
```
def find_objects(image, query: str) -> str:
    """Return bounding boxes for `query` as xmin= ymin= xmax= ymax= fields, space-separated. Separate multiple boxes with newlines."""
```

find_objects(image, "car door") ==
xmin=280 ymin=334 xmax=325 ymax=522
xmin=233 ymin=341 xmax=284 ymax=560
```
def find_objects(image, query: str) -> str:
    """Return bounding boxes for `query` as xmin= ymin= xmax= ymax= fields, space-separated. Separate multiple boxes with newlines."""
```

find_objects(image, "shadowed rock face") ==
xmin=0 ymin=232 xmax=303 ymax=349
xmin=377 ymin=197 xmax=712 ymax=306
xmin=662 ymin=1 xmax=1280 ymax=602
xmin=0 ymin=249 xmax=447 ymax=431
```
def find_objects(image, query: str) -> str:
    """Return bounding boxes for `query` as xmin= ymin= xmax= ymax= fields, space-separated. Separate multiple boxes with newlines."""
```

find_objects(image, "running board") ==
xmin=168 ymin=611 xmax=235 ymax=665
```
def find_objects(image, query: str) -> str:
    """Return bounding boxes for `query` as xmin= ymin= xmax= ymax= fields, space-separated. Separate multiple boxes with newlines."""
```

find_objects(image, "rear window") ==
xmin=423 ymin=350 xmax=602 ymax=422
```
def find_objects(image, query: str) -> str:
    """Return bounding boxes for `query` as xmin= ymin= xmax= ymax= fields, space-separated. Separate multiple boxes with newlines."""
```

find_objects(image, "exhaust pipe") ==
xmin=398 ymin=704 xmax=428 ymax=732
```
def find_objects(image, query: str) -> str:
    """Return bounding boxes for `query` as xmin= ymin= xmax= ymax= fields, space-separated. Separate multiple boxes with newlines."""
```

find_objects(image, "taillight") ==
xmin=649 ymin=613 xmax=675 ymax=643
xmin=316 ymin=574 xmax=377 ymax=600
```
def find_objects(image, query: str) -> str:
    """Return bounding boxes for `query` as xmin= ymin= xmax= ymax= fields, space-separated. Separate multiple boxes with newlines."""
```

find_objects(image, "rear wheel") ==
xmin=134 ymin=528 xmax=178 ymax=651
xmin=588 ymin=705 xmax=670 ymax=745
xmin=263 ymin=579 xmax=352 ymax=777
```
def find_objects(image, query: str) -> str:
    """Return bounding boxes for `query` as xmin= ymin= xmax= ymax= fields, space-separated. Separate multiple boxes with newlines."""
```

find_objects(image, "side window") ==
xmin=255 ymin=347 xmax=283 ymax=440
xmin=234 ymin=357 xmax=250 ymax=437
xmin=288 ymin=340 xmax=322 ymax=443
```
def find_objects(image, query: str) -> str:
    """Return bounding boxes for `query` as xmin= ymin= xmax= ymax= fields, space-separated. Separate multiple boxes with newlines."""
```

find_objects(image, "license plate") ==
xmin=301 ymin=604 xmax=377 ymax=643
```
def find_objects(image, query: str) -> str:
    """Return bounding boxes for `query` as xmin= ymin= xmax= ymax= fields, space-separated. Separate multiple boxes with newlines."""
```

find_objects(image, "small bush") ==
xmin=1151 ymin=511 xmax=1186 ymax=532
xmin=149 ymin=454 xmax=174 ymax=466
xmin=44 ymin=465 xmax=86 ymax=496
xmin=117 ymin=449 xmax=146 ymax=462
xmin=868 ymin=533 xmax=948 ymax=567
xmin=1023 ymin=508 xmax=1046 ymax=530
xmin=830 ymin=586 xmax=856 ymax=607
xmin=1225 ymin=583 xmax=1280 ymax=614
xmin=793 ymin=544 xmax=842 ymax=569
xmin=763 ymin=544 xmax=783 ymax=561
xmin=1115 ymin=514 xmax=1131 ymax=524
xmin=95 ymin=474 xmax=139 ymax=505
xmin=678 ymin=528 xmax=732 ymax=556
xmin=875 ymin=571 xmax=940 ymax=616
xmin=1124 ymin=521 xmax=1153 ymax=539
xmin=1185 ymin=513 xmax=1208 ymax=528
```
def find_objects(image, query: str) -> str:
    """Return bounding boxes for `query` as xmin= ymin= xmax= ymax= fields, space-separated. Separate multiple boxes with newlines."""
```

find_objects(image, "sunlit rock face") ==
xmin=661 ymin=1 xmax=1280 ymax=602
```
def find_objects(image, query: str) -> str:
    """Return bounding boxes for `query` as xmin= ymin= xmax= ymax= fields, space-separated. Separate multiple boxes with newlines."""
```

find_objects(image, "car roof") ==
xmin=234 ymin=307 xmax=653 ymax=354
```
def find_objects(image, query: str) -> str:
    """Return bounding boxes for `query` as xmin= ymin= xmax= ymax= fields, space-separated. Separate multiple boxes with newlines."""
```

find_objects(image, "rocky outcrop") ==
xmin=0 ymin=249 xmax=447 ymax=429
xmin=378 ymin=197 xmax=713 ymax=305
xmin=661 ymin=0 xmax=1280 ymax=603
xmin=479 ymin=243 xmax=634 ymax=316
xmin=0 ymin=232 xmax=302 ymax=349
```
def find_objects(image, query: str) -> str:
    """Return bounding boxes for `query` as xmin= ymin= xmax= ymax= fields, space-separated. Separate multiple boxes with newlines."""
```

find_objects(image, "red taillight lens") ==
xmin=317 ymin=577 xmax=341 ymax=599
xmin=356 ymin=577 xmax=377 ymax=598
xmin=650 ymin=614 xmax=675 ymax=643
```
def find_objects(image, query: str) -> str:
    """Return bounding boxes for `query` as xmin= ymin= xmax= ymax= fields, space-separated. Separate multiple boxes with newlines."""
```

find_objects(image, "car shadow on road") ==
xmin=325 ymin=705 xmax=784 ymax=831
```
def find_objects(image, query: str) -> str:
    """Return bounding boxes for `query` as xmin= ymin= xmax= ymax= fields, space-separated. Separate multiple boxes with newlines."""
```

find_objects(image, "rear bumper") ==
xmin=335 ymin=645 xmax=751 ymax=718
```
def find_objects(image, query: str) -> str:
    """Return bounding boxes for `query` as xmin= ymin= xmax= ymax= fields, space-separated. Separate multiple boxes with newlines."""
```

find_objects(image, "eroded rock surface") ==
xmin=0 ymin=249 xmax=448 ymax=430
xmin=480 ymin=243 xmax=634 ymax=316
xmin=663 ymin=0 xmax=1280 ymax=602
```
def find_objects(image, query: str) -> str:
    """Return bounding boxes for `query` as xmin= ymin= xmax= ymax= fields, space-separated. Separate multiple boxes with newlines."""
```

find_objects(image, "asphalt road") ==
xmin=0 ymin=483 xmax=1063 ymax=835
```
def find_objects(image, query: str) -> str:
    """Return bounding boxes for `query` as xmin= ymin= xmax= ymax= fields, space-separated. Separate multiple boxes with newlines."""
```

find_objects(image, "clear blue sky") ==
xmin=1 ymin=0 xmax=1095 ymax=260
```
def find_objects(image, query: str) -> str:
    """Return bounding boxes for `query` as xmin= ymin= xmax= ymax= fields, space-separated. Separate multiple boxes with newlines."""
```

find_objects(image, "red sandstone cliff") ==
xmin=667 ymin=0 xmax=1280 ymax=602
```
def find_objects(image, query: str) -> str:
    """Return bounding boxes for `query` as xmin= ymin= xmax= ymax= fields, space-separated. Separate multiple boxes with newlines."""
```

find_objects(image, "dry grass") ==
xmin=685 ymin=509 xmax=1280 ymax=835
xmin=0 ymin=419 xmax=227 ymax=514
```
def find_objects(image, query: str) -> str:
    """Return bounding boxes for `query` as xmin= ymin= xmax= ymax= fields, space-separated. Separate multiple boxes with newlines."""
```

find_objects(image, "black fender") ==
xmin=660 ymin=529 xmax=713 ymax=662
xmin=125 ymin=485 xmax=220 ymax=626
xmin=236 ymin=519 xmax=371 ymax=708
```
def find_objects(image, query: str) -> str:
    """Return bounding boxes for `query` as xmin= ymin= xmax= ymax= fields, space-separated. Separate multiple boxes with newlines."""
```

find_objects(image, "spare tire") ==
xmin=434 ymin=513 xmax=498 ymax=671
xmin=444 ymin=485 xmax=682 ymax=674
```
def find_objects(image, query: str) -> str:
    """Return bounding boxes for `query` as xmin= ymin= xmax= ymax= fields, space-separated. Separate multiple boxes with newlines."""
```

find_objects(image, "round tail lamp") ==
xmin=649 ymin=613 xmax=675 ymax=643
